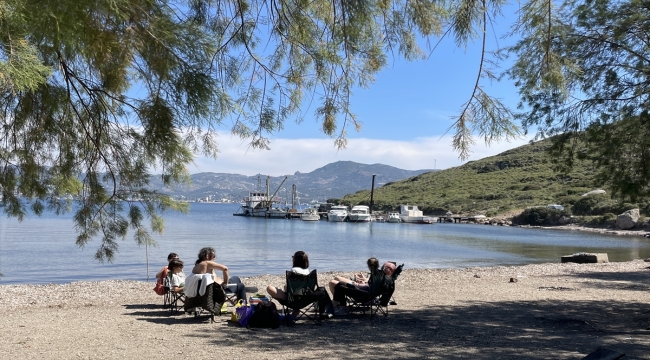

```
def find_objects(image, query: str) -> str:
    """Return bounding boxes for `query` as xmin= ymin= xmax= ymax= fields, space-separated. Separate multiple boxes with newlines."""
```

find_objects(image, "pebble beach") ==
xmin=2 ymin=260 xmax=650 ymax=359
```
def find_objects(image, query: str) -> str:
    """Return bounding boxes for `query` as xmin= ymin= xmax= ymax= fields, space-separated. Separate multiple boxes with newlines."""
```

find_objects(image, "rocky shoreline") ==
xmin=3 ymin=260 xmax=650 ymax=359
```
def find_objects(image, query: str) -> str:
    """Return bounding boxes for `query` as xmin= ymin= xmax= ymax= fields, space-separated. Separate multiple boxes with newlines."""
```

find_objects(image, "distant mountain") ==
xmin=149 ymin=161 xmax=434 ymax=203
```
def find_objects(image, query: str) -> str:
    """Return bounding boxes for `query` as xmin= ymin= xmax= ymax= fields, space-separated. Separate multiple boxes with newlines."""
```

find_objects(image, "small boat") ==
xmin=266 ymin=207 xmax=289 ymax=219
xmin=300 ymin=207 xmax=320 ymax=221
xmin=387 ymin=212 xmax=401 ymax=223
xmin=399 ymin=204 xmax=434 ymax=224
xmin=327 ymin=205 xmax=349 ymax=222
xmin=348 ymin=205 xmax=371 ymax=222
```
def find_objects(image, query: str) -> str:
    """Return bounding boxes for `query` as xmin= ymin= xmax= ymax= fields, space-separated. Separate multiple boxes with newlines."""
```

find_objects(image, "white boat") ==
xmin=327 ymin=205 xmax=349 ymax=222
xmin=266 ymin=207 xmax=289 ymax=219
xmin=233 ymin=176 xmax=287 ymax=218
xmin=398 ymin=204 xmax=434 ymax=224
xmin=387 ymin=212 xmax=401 ymax=223
xmin=348 ymin=205 xmax=371 ymax=222
xmin=300 ymin=207 xmax=320 ymax=221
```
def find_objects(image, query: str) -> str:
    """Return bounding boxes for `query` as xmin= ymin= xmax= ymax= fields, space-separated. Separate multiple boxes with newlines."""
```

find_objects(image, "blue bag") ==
xmin=235 ymin=300 xmax=254 ymax=327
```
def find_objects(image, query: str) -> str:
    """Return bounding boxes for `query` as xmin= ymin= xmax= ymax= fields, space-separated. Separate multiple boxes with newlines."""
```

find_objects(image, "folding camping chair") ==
xmin=276 ymin=269 xmax=329 ymax=325
xmin=336 ymin=262 xmax=404 ymax=318
xmin=183 ymin=274 xmax=226 ymax=323
xmin=164 ymin=273 xmax=186 ymax=314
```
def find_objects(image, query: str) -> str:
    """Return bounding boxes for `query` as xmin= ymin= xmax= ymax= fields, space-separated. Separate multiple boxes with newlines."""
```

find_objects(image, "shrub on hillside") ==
xmin=583 ymin=213 xmax=617 ymax=227
xmin=571 ymin=194 xmax=609 ymax=215
xmin=522 ymin=184 xmax=542 ymax=191
xmin=565 ymin=187 xmax=591 ymax=195
xmin=555 ymin=195 xmax=582 ymax=206
xmin=477 ymin=164 xmax=500 ymax=173
xmin=512 ymin=208 xmax=571 ymax=226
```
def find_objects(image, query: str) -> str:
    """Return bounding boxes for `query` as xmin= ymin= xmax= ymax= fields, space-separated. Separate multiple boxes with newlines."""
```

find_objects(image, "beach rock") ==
xmin=617 ymin=208 xmax=640 ymax=230
xmin=509 ymin=278 xmax=518 ymax=283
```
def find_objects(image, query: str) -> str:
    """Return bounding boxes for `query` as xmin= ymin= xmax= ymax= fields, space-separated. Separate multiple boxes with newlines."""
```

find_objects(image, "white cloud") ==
xmin=188 ymin=135 xmax=534 ymax=176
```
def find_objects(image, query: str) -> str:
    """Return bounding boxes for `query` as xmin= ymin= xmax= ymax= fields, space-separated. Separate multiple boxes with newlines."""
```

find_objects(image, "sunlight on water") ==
xmin=1 ymin=203 xmax=650 ymax=284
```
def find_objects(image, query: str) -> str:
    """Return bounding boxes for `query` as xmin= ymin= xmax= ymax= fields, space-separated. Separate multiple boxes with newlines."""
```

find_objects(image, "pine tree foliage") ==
xmin=0 ymin=0 xmax=460 ymax=260
xmin=506 ymin=0 xmax=650 ymax=202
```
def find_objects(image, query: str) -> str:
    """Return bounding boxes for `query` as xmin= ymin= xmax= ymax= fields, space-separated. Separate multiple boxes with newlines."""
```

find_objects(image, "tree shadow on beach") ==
xmin=161 ymin=297 xmax=650 ymax=360
xmin=566 ymin=270 xmax=650 ymax=292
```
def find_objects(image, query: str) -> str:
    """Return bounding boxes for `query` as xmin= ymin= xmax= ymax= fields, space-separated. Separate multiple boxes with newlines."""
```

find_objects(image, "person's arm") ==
xmin=208 ymin=261 xmax=229 ymax=285
xmin=172 ymin=286 xmax=183 ymax=293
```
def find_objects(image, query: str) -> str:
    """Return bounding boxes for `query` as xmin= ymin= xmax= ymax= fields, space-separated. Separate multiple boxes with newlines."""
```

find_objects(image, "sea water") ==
xmin=1 ymin=202 xmax=649 ymax=284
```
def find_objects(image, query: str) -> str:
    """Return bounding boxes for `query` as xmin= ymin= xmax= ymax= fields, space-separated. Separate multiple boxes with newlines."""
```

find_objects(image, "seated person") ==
xmin=328 ymin=257 xmax=380 ymax=309
xmin=168 ymin=259 xmax=185 ymax=293
xmin=266 ymin=250 xmax=310 ymax=301
xmin=267 ymin=250 xmax=334 ymax=319
xmin=156 ymin=252 xmax=179 ymax=280
xmin=190 ymin=246 xmax=247 ymax=301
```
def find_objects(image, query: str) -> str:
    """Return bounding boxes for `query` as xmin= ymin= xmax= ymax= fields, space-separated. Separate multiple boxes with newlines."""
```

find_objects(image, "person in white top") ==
xmin=266 ymin=250 xmax=309 ymax=300
xmin=168 ymin=259 xmax=186 ymax=293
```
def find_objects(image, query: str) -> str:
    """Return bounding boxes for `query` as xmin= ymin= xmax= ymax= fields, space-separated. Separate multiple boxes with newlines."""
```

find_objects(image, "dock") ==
xmin=437 ymin=216 xmax=474 ymax=223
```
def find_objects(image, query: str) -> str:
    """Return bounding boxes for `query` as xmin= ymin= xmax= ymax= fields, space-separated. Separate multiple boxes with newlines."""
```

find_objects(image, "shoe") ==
xmin=319 ymin=313 xmax=334 ymax=320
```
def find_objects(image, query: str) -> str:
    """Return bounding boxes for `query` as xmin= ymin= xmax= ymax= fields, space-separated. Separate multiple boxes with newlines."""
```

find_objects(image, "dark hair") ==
xmin=196 ymin=247 xmax=215 ymax=265
xmin=168 ymin=259 xmax=184 ymax=271
xmin=167 ymin=252 xmax=178 ymax=261
xmin=367 ymin=257 xmax=379 ymax=272
xmin=292 ymin=251 xmax=309 ymax=269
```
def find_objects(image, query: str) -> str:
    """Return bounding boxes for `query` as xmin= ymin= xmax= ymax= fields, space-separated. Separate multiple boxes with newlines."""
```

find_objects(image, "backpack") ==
xmin=153 ymin=268 xmax=168 ymax=295
xmin=247 ymin=301 xmax=281 ymax=329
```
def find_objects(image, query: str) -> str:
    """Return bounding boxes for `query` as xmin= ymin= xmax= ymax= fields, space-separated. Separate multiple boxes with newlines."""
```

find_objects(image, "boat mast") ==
xmin=269 ymin=176 xmax=288 ymax=205
xmin=369 ymin=174 xmax=376 ymax=216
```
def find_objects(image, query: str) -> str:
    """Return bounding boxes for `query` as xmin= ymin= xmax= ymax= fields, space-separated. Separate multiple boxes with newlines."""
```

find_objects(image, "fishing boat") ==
xmin=387 ymin=212 xmax=401 ymax=223
xmin=233 ymin=176 xmax=288 ymax=217
xmin=327 ymin=205 xmax=349 ymax=222
xmin=348 ymin=205 xmax=371 ymax=222
xmin=300 ymin=207 xmax=320 ymax=221
xmin=398 ymin=204 xmax=434 ymax=224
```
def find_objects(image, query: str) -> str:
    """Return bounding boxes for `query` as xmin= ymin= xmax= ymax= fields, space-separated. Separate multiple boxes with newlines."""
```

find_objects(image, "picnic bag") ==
xmin=247 ymin=301 xmax=281 ymax=329
xmin=232 ymin=299 xmax=254 ymax=327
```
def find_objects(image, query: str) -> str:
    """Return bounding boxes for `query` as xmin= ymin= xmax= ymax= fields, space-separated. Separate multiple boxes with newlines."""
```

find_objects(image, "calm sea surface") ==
xmin=1 ymin=203 xmax=650 ymax=285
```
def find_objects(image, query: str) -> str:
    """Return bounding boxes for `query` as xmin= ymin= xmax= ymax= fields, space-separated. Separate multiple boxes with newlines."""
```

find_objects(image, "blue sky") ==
xmin=189 ymin=4 xmax=532 ymax=176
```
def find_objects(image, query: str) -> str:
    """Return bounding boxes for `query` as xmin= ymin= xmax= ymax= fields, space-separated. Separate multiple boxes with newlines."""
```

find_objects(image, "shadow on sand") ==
xmin=124 ymin=270 xmax=650 ymax=359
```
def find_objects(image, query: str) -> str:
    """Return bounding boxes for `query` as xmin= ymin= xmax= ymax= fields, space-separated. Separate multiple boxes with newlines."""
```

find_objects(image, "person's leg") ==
xmin=334 ymin=275 xmax=352 ymax=283
xmin=266 ymin=285 xmax=287 ymax=300
xmin=328 ymin=278 xmax=339 ymax=295
xmin=229 ymin=275 xmax=246 ymax=300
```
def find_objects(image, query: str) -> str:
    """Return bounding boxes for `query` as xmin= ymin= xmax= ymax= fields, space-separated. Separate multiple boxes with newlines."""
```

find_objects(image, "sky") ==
xmin=187 ymin=4 xmax=532 ymax=177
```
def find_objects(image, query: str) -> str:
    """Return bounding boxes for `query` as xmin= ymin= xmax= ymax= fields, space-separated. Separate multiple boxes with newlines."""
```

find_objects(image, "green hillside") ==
xmin=339 ymin=138 xmax=618 ymax=217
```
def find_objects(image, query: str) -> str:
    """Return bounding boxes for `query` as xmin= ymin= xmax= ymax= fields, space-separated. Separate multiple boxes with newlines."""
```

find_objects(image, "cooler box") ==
xmin=249 ymin=294 xmax=270 ymax=305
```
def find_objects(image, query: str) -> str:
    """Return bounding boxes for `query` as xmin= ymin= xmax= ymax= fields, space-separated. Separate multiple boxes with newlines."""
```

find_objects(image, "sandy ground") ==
xmin=2 ymin=260 xmax=650 ymax=359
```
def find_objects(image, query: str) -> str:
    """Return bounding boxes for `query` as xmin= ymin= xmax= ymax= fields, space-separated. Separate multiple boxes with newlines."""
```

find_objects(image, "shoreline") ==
xmin=3 ymin=260 xmax=650 ymax=359
xmin=538 ymin=223 xmax=650 ymax=237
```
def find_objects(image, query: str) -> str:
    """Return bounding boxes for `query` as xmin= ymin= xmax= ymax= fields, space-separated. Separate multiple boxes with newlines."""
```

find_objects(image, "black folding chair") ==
xmin=183 ymin=279 xmax=226 ymax=323
xmin=276 ymin=269 xmax=330 ymax=325
xmin=337 ymin=263 xmax=404 ymax=318
xmin=164 ymin=274 xmax=186 ymax=314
